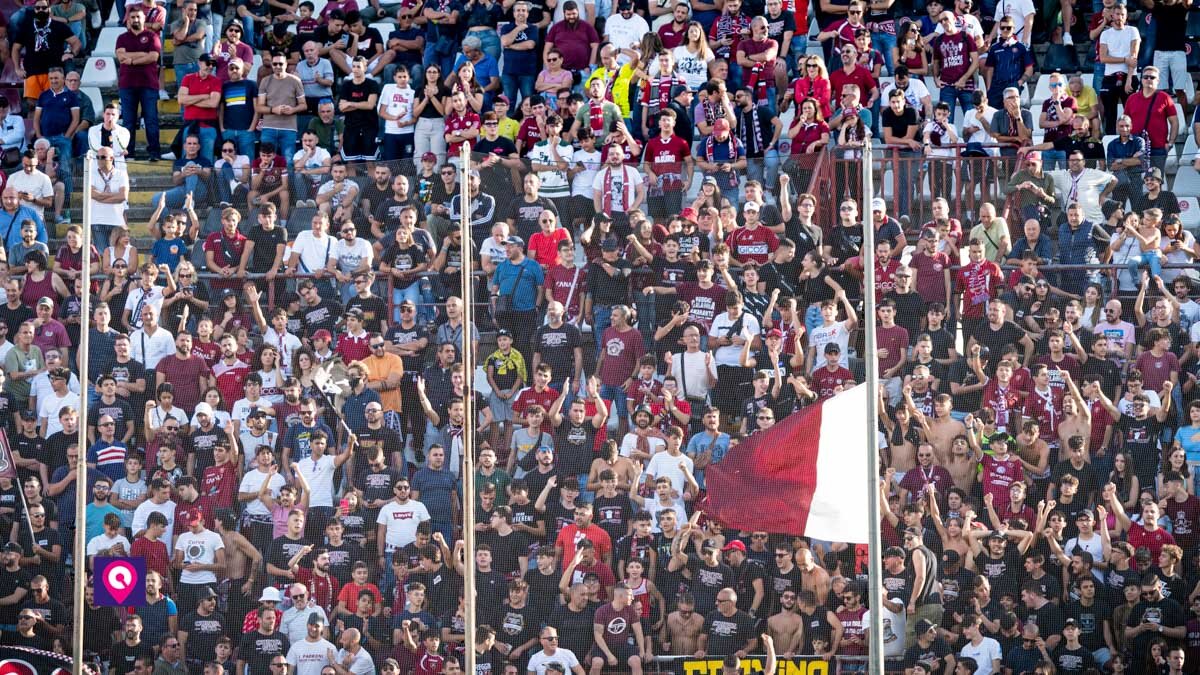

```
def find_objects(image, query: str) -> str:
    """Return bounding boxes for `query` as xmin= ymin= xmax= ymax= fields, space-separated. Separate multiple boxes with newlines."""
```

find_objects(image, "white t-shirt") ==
xmin=570 ymin=148 xmax=603 ymax=197
xmin=130 ymin=327 xmax=176 ymax=369
xmin=643 ymin=451 xmax=694 ymax=496
xmin=174 ymin=527 xmax=225 ymax=585
xmin=809 ymin=320 xmax=852 ymax=371
xmin=39 ymin=390 xmax=80 ymax=436
xmin=280 ymin=606 xmax=329 ymax=646
xmin=334 ymin=647 xmax=375 ymax=675
xmin=263 ymin=328 xmax=303 ymax=377
xmin=709 ymin=312 xmax=761 ymax=366
xmin=214 ymin=154 xmax=252 ymax=188
xmin=124 ymin=285 xmax=167 ymax=329
xmin=1100 ymin=26 xmax=1140 ymax=75
xmin=296 ymin=454 xmax=337 ymax=507
xmin=333 ymin=237 xmax=374 ymax=277
xmin=291 ymin=148 xmax=330 ymax=188
xmin=239 ymin=468 xmax=287 ymax=518
xmin=232 ymin=398 xmax=274 ymax=431
xmin=90 ymin=165 xmax=129 ymax=226
xmin=933 ymin=14 xmax=984 ymax=40
xmin=480 ymin=237 xmax=508 ymax=267
xmin=86 ymin=531 xmax=131 ymax=557
xmin=962 ymin=106 xmax=999 ymax=153
xmin=1050 ymin=168 xmax=1114 ymax=223
xmin=605 ymin=14 xmax=651 ymax=62
xmin=7 ymin=169 xmax=54 ymax=220
xmin=863 ymin=607 xmax=907 ymax=658
xmin=620 ymin=432 xmax=665 ymax=459
xmin=287 ymin=637 xmax=339 ymax=675
xmin=30 ymin=370 xmax=80 ymax=406
xmin=960 ymin=637 xmax=1003 ymax=675
xmin=591 ymin=165 xmax=644 ymax=213
xmin=376 ymin=499 xmax=432 ymax=551
xmin=132 ymin=498 xmax=178 ymax=546
xmin=528 ymin=648 xmax=582 ymax=675
xmin=290 ymin=230 xmax=336 ymax=275
xmin=378 ymin=84 xmax=416 ymax=135
xmin=993 ymin=0 xmax=1036 ymax=41
xmin=881 ymin=79 xmax=931 ymax=115
xmin=643 ymin=496 xmax=688 ymax=532
xmin=672 ymin=46 xmax=713 ymax=91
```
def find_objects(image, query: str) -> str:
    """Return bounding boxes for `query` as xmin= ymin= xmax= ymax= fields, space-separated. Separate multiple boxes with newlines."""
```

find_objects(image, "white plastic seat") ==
xmin=81 ymin=56 xmax=118 ymax=88
xmin=93 ymin=26 xmax=125 ymax=57
xmin=1030 ymin=73 xmax=1052 ymax=108
xmin=1179 ymin=197 xmax=1200 ymax=232
xmin=79 ymin=86 xmax=103 ymax=115
xmin=1173 ymin=166 xmax=1200 ymax=198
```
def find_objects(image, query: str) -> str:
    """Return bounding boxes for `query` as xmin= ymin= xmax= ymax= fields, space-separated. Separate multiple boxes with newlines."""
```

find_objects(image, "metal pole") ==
xmin=860 ymin=139 xmax=884 ymax=675
xmin=73 ymin=151 xmax=95 ymax=675
xmin=459 ymin=145 xmax=477 ymax=675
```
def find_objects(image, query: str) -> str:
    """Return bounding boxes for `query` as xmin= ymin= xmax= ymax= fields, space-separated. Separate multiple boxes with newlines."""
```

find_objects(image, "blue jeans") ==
xmin=938 ymin=86 xmax=974 ymax=122
xmin=45 ymin=134 xmax=73 ymax=201
xmin=787 ymin=35 xmax=808 ymax=78
xmin=223 ymin=129 xmax=257 ymax=158
xmin=1127 ymin=251 xmax=1163 ymax=279
xmin=154 ymin=174 xmax=207 ymax=209
xmin=745 ymin=149 xmax=780 ymax=190
xmin=592 ymin=303 xmax=615 ymax=359
xmin=381 ymin=133 xmax=414 ymax=161
xmin=217 ymin=163 xmax=243 ymax=204
xmin=391 ymin=283 xmax=421 ymax=323
xmin=1042 ymin=149 xmax=1066 ymax=171
xmin=600 ymin=383 xmax=628 ymax=430
xmin=501 ymin=73 xmax=536 ymax=105
xmin=119 ymin=86 xmax=161 ymax=154
xmin=471 ymin=28 xmax=501 ymax=64
xmin=872 ymin=31 xmax=897 ymax=75
xmin=93 ymin=223 xmax=116 ymax=250
xmin=259 ymin=128 xmax=296 ymax=169
xmin=193 ymin=125 xmax=218 ymax=164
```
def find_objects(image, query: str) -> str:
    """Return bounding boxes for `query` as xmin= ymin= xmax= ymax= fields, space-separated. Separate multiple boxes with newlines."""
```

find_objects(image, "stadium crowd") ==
xmin=0 ymin=0 xmax=1200 ymax=670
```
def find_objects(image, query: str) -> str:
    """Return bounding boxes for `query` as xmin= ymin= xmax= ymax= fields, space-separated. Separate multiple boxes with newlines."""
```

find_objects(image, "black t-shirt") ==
xmin=1082 ymin=356 xmax=1121 ymax=400
xmin=686 ymin=556 xmax=735 ymax=614
xmin=247 ymin=225 xmax=287 ymax=274
xmin=554 ymin=420 xmax=598 ymax=478
xmin=479 ymin=529 xmax=527 ymax=577
xmin=1052 ymin=645 xmax=1098 ymax=674
xmin=110 ymin=639 xmax=155 ymax=675
xmin=180 ymin=610 xmax=227 ymax=661
xmin=974 ymin=547 xmax=1022 ymax=598
xmin=881 ymin=107 xmax=920 ymax=142
xmin=0 ymin=303 xmax=34 ymax=339
xmin=266 ymin=534 xmax=310 ymax=585
xmin=1116 ymin=413 xmax=1164 ymax=479
xmin=702 ymin=609 xmax=757 ymax=656
xmin=902 ymin=637 xmax=953 ymax=674
xmin=938 ymin=566 xmax=978 ymax=617
xmin=533 ymin=323 xmax=582 ymax=384
xmin=16 ymin=20 xmax=76 ymax=74
xmin=886 ymin=291 xmax=928 ymax=345
xmin=300 ymin=298 xmax=343 ymax=338
xmin=324 ymin=539 xmax=365 ymax=587
xmin=237 ymin=630 xmax=290 ymax=673
xmin=1126 ymin=597 xmax=1187 ymax=653
xmin=586 ymin=259 xmax=634 ymax=306
xmin=523 ymin=566 xmax=562 ymax=616
xmin=496 ymin=601 xmax=540 ymax=650
xmin=385 ymin=321 xmax=429 ymax=372
xmin=0 ymin=566 xmax=30 ymax=626
xmin=1021 ymin=600 xmax=1065 ymax=640
xmin=381 ymin=242 xmax=428 ymax=291
xmin=549 ymin=603 xmax=597 ymax=657
xmin=345 ymin=295 xmax=389 ymax=334
xmin=593 ymin=492 xmax=635 ymax=544
xmin=506 ymin=196 xmax=559 ymax=242
xmin=410 ymin=564 xmax=463 ymax=618
xmin=1063 ymin=598 xmax=1111 ymax=651
xmin=188 ymin=426 xmax=225 ymax=474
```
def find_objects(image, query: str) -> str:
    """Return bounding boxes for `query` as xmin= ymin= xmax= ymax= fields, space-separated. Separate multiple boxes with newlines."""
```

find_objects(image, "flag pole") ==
xmin=0 ymin=430 xmax=36 ymax=541
xmin=860 ymin=136 xmax=884 ymax=675
xmin=73 ymin=151 xmax=96 ymax=675
xmin=459 ymin=144 xmax=477 ymax=675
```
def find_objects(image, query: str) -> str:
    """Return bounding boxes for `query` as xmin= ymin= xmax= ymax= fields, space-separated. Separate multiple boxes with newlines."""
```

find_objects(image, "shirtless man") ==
xmin=796 ymin=547 xmax=831 ymax=606
xmin=918 ymin=394 xmax=967 ymax=461
xmin=660 ymin=592 xmax=704 ymax=655
xmin=946 ymin=433 xmax=978 ymax=493
xmin=767 ymin=590 xmax=804 ymax=657
xmin=216 ymin=511 xmax=261 ymax=614
xmin=1056 ymin=371 xmax=1091 ymax=452
xmin=1014 ymin=420 xmax=1050 ymax=497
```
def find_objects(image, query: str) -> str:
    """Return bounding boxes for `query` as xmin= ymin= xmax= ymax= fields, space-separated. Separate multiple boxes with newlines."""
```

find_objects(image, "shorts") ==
xmin=488 ymin=390 xmax=515 ymax=422
xmin=587 ymin=641 xmax=640 ymax=665
xmin=341 ymin=124 xmax=378 ymax=162
xmin=24 ymin=73 xmax=51 ymax=101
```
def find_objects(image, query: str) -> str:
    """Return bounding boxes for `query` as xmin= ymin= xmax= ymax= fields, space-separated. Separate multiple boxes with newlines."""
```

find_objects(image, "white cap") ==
xmin=259 ymin=587 xmax=283 ymax=602
xmin=194 ymin=402 xmax=214 ymax=418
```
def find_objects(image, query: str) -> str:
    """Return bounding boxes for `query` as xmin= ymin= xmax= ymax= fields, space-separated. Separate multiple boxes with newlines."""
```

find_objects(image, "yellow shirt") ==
xmin=1072 ymin=85 xmax=1098 ymax=119
xmin=497 ymin=116 xmax=521 ymax=141
xmin=584 ymin=63 xmax=638 ymax=118
xmin=363 ymin=352 xmax=405 ymax=412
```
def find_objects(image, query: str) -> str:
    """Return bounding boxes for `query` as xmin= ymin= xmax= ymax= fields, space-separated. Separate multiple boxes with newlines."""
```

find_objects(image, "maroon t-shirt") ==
xmin=676 ymin=282 xmax=729 ymax=331
xmin=544 ymin=264 xmax=589 ymax=322
xmin=597 ymin=326 xmax=644 ymax=387
xmin=811 ymin=365 xmax=855 ymax=400
xmin=115 ymin=29 xmax=162 ymax=89
xmin=932 ymin=31 xmax=977 ymax=89
xmin=642 ymin=135 xmax=691 ymax=190
xmin=593 ymin=602 xmax=639 ymax=649
xmin=155 ymin=353 xmax=211 ymax=413
xmin=875 ymin=324 xmax=909 ymax=372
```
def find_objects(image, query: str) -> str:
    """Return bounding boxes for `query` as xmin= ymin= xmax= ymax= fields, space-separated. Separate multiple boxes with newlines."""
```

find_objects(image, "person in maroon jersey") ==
xmin=955 ymin=239 xmax=1004 ymax=343
xmin=588 ymin=583 xmax=649 ymax=675
xmin=641 ymin=108 xmax=694 ymax=221
xmin=811 ymin=343 xmax=855 ymax=400
xmin=725 ymin=202 xmax=779 ymax=266
xmin=513 ymin=364 xmax=560 ymax=433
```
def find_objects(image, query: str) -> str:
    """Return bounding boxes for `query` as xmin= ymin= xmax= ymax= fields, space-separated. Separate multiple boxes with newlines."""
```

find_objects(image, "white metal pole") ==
xmin=459 ymin=145 xmax=477 ymax=675
xmin=860 ymin=138 xmax=884 ymax=675
xmin=73 ymin=151 xmax=95 ymax=675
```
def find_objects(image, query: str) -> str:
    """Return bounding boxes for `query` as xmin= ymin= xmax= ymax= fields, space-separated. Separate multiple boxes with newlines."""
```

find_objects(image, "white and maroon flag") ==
xmin=703 ymin=384 xmax=871 ymax=543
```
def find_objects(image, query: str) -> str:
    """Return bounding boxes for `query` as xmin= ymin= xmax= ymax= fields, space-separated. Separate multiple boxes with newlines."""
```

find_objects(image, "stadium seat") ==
xmin=369 ymin=22 xmax=393 ymax=39
xmin=93 ymin=26 xmax=125 ymax=57
xmin=81 ymin=57 xmax=118 ymax=88
xmin=105 ymin=3 xmax=119 ymax=26
xmin=1175 ymin=166 xmax=1200 ymax=198
xmin=1031 ymin=74 xmax=1052 ymax=108
xmin=1180 ymin=197 xmax=1200 ymax=231
xmin=191 ymin=239 xmax=208 ymax=271
xmin=1182 ymin=134 xmax=1199 ymax=168
xmin=288 ymin=206 xmax=318 ymax=237
xmin=202 ymin=208 xmax=225 ymax=236
xmin=79 ymin=87 xmax=104 ymax=116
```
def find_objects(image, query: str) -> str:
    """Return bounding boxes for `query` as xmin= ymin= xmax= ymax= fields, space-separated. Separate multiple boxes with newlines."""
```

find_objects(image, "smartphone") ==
xmin=340 ymin=498 xmax=350 ymax=512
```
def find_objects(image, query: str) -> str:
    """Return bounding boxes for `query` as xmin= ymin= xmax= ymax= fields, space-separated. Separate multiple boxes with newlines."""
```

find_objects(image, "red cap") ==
xmin=721 ymin=540 xmax=747 ymax=553
xmin=679 ymin=207 xmax=698 ymax=224
xmin=312 ymin=329 xmax=333 ymax=342
xmin=713 ymin=118 xmax=731 ymax=133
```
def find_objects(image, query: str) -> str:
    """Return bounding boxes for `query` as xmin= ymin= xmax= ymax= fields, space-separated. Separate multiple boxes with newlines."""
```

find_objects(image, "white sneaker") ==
xmin=1062 ymin=33 xmax=1073 ymax=46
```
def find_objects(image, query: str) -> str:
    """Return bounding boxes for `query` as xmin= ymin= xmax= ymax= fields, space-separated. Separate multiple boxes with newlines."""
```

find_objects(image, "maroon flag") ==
xmin=702 ymin=385 xmax=871 ymax=542
xmin=0 ymin=428 xmax=16 ymax=480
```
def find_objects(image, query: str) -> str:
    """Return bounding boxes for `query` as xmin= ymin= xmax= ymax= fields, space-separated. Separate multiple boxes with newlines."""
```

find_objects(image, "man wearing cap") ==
xmin=725 ymin=201 xmax=779 ymax=267
xmin=172 ymin=503 xmax=225 ymax=617
xmin=904 ymin=618 xmax=956 ymax=674
xmin=1131 ymin=167 xmax=1181 ymax=218
xmin=178 ymin=586 xmax=225 ymax=666
xmin=605 ymin=0 xmax=650 ymax=63
xmin=285 ymin=611 xmax=337 ymax=675
xmin=491 ymin=235 xmax=545 ymax=364
xmin=696 ymin=118 xmax=745 ymax=206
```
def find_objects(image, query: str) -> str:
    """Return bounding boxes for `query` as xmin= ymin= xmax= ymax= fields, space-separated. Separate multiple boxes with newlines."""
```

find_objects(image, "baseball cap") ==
xmin=259 ymin=587 xmax=283 ymax=602
xmin=743 ymin=201 xmax=760 ymax=212
xmin=702 ymin=175 xmax=718 ymax=186
xmin=680 ymin=207 xmax=698 ymax=224
xmin=824 ymin=342 xmax=841 ymax=354
xmin=494 ymin=94 xmax=511 ymax=106
xmin=701 ymin=538 xmax=720 ymax=552
xmin=343 ymin=307 xmax=365 ymax=320
xmin=883 ymin=546 xmax=906 ymax=559
xmin=722 ymin=540 xmax=747 ymax=553
xmin=871 ymin=197 xmax=886 ymax=212
xmin=1024 ymin=150 xmax=1042 ymax=162
xmin=1146 ymin=167 xmax=1164 ymax=182
xmin=713 ymin=118 xmax=731 ymax=133
xmin=1063 ymin=618 xmax=1079 ymax=628
xmin=312 ymin=329 xmax=332 ymax=342
xmin=194 ymin=402 xmax=214 ymax=418
xmin=497 ymin=328 xmax=513 ymax=338
xmin=421 ymin=152 xmax=437 ymax=163
xmin=942 ymin=550 xmax=960 ymax=565
xmin=504 ymin=235 xmax=526 ymax=247
xmin=914 ymin=619 xmax=937 ymax=634
xmin=3 ymin=542 xmax=23 ymax=553
xmin=18 ymin=409 xmax=35 ymax=420
xmin=633 ymin=406 xmax=653 ymax=418
xmin=765 ymin=328 xmax=783 ymax=339
xmin=37 ymin=297 xmax=54 ymax=308
xmin=618 ymin=0 xmax=633 ymax=9
xmin=199 ymin=586 xmax=218 ymax=599
xmin=920 ymin=227 xmax=938 ymax=240
xmin=601 ymin=238 xmax=621 ymax=251
xmin=248 ymin=409 xmax=269 ymax=419
xmin=198 ymin=53 xmax=214 ymax=64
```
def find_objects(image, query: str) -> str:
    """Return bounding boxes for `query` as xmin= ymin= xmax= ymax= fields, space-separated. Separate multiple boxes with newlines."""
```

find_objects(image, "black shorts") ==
xmin=587 ymin=642 xmax=640 ymax=664
xmin=341 ymin=124 xmax=378 ymax=162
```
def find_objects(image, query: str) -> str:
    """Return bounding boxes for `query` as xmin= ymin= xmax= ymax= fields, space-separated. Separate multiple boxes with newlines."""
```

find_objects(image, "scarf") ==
xmin=703 ymin=135 xmax=741 ymax=187
xmin=602 ymin=165 xmax=630 ymax=213
xmin=589 ymin=99 xmax=606 ymax=133
xmin=739 ymin=105 xmax=764 ymax=156
xmin=647 ymin=76 xmax=674 ymax=117
xmin=746 ymin=62 xmax=770 ymax=103
xmin=702 ymin=100 xmax=723 ymax=128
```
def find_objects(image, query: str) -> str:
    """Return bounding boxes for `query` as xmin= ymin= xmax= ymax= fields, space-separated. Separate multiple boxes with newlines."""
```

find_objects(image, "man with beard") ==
xmin=179 ymin=587 xmax=226 ymax=664
xmin=548 ymin=379 xmax=609 ymax=491
xmin=353 ymin=405 xmax=404 ymax=486
xmin=237 ymin=606 xmax=291 ymax=674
